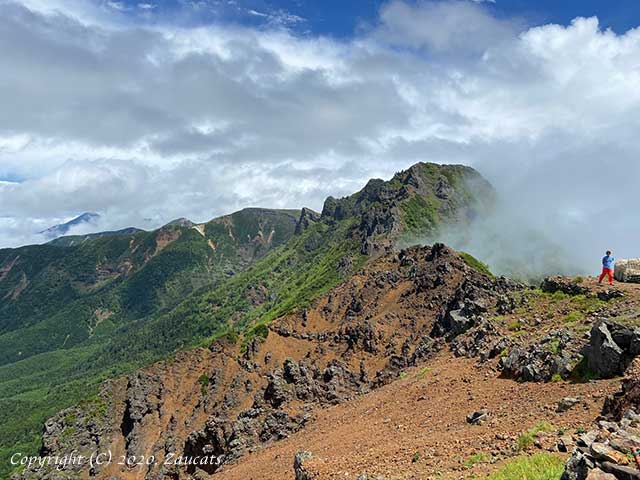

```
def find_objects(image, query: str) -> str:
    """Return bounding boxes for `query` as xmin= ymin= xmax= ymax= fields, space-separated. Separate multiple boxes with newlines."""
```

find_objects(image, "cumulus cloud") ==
xmin=1 ymin=0 xmax=640 ymax=279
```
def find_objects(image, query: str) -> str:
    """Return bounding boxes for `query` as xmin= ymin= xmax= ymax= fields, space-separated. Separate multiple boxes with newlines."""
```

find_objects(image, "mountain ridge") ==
xmin=0 ymin=162 xmax=495 ymax=478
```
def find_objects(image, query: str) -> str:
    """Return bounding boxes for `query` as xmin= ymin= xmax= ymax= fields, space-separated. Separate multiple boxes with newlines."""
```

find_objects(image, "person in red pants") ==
xmin=598 ymin=250 xmax=615 ymax=285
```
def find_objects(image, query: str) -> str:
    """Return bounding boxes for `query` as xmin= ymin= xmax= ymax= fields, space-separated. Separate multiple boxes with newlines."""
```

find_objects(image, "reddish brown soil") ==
xmin=214 ymin=350 xmax=618 ymax=480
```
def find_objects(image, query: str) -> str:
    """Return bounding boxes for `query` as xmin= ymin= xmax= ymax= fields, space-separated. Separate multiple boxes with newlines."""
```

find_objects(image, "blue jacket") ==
xmin=602 ymin=255 xmax=615 ymax=269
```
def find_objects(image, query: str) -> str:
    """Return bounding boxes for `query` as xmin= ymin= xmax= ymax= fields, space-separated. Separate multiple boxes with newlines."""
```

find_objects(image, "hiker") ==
xmin=598 ymin=250 xmax=615 ymax=285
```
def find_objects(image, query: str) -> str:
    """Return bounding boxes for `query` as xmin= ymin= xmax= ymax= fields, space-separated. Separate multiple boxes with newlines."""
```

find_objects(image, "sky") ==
xmin=1 ymin=0 xmax=640 ymax=276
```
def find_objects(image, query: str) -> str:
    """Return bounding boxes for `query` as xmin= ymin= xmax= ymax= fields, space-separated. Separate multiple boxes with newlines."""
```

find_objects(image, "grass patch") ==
xmin=484 ymin=453 xmax=565 ymax=480
xmin=517 ymin=422 xmax=554 ymax=451
xmin=507 ymin=320 xmax=523 ymax=332
xmin=465 ymin=452 xmax=491 ymax=468
xmin=564 ymin=311 xmax=585 ymax=324
xmin=460 ymin=252 xmax=494 ymax=278
xmin=417 ymin=367 xmax=431 ymax=379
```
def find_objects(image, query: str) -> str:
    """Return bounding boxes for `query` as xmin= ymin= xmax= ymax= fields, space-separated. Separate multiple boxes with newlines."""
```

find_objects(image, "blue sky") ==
xmin=106 ymin=0 xmax=640 ymax=35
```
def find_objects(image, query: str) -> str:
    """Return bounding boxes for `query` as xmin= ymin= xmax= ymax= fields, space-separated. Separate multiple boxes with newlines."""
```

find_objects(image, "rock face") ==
xmin=614 ymin=259 xmax=640 ymax=283
xmin=499 ymin=329 xmax=583 ymax=382
xmin=587 ymin=321 xmax=640 ymax=378
xmin=561 ymin=410 xmax=640 ymax=480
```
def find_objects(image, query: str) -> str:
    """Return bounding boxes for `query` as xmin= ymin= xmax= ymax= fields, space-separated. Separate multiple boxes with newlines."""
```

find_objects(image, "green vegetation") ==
xmin=483 ymin=453 xmax=565 ymax=480
xmin=401 ymin=194 xmax=440 ymax=235
xmin=564 ymin=311 xmax=585 ymax=324
xmin=412 ymin=452 xmax=421 ymax=463
xmin=507 ymin=320 xmax=523 ymax=332
xmin=198 ymin=374 xmax=210 ymax=395
xmin=460 ymin=252 xmax=494 ymax=278
xmin=550 ymin=373 xmax=563 ymax=383
xmin=465 ymin=453 xmax=491 ymax=468
xmin=517 ymin=422 xmax=554 ymax=451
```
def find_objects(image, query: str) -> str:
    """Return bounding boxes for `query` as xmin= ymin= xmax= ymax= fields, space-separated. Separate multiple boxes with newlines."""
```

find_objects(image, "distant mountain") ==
xmin=47 ymin=227 xmax=145 ymax=247
xmin=38 ymin=212 xmax=101 ymax=240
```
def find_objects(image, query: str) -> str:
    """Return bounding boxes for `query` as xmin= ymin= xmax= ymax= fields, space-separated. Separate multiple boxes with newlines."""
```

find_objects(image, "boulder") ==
xmin=615 ymin=259 xmax=640 ymax=283
xmin=558 ymin=397 xmax=580 ymax=413
xmin=587 ymin=321 xmax=640 ymax=378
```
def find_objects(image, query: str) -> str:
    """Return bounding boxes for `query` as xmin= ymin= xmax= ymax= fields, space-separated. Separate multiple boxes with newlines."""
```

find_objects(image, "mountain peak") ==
xmin=38 ymin=212 xmax=101 ymax=240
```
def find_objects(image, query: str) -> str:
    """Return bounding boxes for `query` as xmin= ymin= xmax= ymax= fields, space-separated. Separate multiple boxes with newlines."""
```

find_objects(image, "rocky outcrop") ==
xmin=587 ymin=321 xmax=640 ymax=378
xmin=295 ymin=208 xmax=321 ymax=235
xmin=561 ymin=410 xmax=640 ymax=480
xmin=542 ymin=276 xmax=590 ymax=296
xmin=499 ymin=329 xmax=583 ymax=382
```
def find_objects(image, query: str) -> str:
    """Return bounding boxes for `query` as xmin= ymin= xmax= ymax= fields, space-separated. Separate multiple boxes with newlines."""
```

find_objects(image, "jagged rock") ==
xmin=451 ymin=319 xmax=509 ymax=361
xmin=598 ymin=289 xmax=625 ymax=301
xmin=295 ymin=208 xmax=321 ymax=235
xmin=562 ymin=451 xmax=596 ymax=480
xmin=542 ymin=276 xmax=590 ymax=296
xmin=500 ymin=329 xmax=582 ymax=382
xmin=121 ymin=371 xmax=163 ymax=456
xmin=294 ymin=451 xmax=315 ymax=480
xmin=264 ymin=369 xmax=294 ymax=408
xmin=558 ymin=397 xmax=581 ymax=413
xmin=587 ymin=321 xmax=640 ymax=378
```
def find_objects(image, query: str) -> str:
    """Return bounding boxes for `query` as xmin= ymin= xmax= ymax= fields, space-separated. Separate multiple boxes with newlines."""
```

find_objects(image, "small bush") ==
xmin=412 ymin=452 xmax=421 ymax=463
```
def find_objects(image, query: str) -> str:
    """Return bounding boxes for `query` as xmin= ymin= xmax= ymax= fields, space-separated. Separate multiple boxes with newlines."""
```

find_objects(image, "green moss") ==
xmin=460 ymin=252 xmax=494 ymax=278
xmin=484 ymin=453 xmax=565 ymax=480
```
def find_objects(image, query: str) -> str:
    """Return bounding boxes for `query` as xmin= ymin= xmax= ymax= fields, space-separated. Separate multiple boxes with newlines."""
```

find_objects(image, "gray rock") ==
xmin=558 ymin=397 xmax=580 ymax=413
xmin=294 ymin=451 xmax=315 ymax=480
xmin=466 ymin=409 xmax=489 ymax=425
xmin=588 ymin=321 xmax=625 ymax=378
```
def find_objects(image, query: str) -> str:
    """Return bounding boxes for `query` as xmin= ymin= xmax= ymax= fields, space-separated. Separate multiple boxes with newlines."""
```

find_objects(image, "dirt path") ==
xmin=214 ymin=351 xmax=618 ymax=480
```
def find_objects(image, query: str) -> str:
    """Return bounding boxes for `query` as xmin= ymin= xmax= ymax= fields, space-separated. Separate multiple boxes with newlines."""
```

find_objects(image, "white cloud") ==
xmin=1 ymin=0 xmax=640 ymax=277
